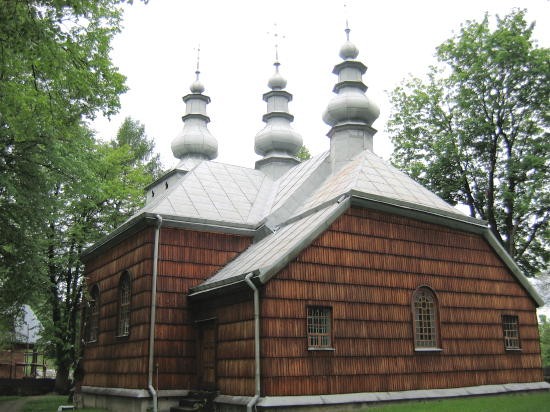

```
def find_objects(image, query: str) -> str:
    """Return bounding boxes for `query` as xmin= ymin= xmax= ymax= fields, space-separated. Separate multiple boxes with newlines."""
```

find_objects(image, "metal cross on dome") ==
xmin=344 ymin=2 xmax=352 ymax=40
xmin=267 ymin=23 xmax=286 ymax=65
xmin=193 ymin=44 xmax=201 ymax=80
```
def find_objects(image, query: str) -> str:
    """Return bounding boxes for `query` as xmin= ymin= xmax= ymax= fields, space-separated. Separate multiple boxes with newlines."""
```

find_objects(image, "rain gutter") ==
xmin=148 ymin=215 xmax=162 ymax=412
xmin=244 ymin=273 xmax=261 ymax=412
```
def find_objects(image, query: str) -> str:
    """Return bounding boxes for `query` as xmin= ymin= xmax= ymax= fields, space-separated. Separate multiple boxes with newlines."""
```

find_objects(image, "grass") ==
xmin=0 ymin=396 xmax=21 ymax=401
xmin=362 ymin=391 xmax=550 ymax=411
xmin=3 ymin=391 xmax=549 ymax=412
xmin=21 ymin=396 xmax=67 ymax=412
xmin=19 ymin=394 xmax=108 ymax=412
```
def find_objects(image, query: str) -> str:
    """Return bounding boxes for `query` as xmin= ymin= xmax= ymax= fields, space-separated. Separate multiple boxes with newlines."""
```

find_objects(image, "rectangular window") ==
xmin=307 ymin=306 xmax=332 ymax=349
xmin=86 ymin=286 xmax=99 ymax=343
xmin=117 ymin=279 xmax=131 ymax=337
xmin=502 ymin=315 xmax=520 ymax=350
xmin=414 ymin=290 xmax=438 ymax=348
xmin=88 ymin=301 xmax=99 ymax=342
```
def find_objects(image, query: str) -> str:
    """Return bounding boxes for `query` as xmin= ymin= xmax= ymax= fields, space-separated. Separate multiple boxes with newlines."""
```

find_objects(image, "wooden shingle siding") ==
xmin=82 ymin=227 xmax=154 ymax=389
xmin=260 ymin=207 xmax=542 ymax=396
xmin=193 ymin=294 xmax=255 ymax=396
xmin=154 ymin=229 xmax=251 ymax=390
xmin=82 ymin=227 xmax=251 ymax=391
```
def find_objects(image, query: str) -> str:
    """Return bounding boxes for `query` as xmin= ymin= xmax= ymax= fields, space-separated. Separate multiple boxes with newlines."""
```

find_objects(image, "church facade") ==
xmin=79 ymin=29 xmax=547 ymax=412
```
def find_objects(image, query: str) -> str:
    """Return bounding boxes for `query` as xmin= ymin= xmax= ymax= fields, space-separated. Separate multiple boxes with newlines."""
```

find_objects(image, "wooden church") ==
xmin=79 ymin=27 xmax=548 ymax=412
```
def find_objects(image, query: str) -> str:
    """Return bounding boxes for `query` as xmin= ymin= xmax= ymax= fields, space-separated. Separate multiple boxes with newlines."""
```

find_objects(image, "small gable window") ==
xmin=502 ymin=315 xmax=520 ymax=350
xmin=307 ymin=306 xmax=332 ymax=350
xmin=412 ymin=287 xmax=440 ymax=350
xmin=117 ymin=272 xmax=132 ymax=337
xmin=86 ymin=285 xmax=100 ymax=343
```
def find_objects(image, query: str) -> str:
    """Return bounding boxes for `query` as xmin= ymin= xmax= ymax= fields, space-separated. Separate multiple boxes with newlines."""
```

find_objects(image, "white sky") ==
xmin=92 ymin=0 xmax=549 ymax=170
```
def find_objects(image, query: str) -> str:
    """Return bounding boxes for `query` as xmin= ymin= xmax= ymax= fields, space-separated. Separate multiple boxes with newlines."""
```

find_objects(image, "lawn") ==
xmin=363 ymin=391 xmax=550 ymax=411
xmin=18 ymin=395 xmax=108 ymax=412
xmin=2 ymin=391 xmax=549 ymax=411
xmin=0 ymin=396 xmax=21 ymax=401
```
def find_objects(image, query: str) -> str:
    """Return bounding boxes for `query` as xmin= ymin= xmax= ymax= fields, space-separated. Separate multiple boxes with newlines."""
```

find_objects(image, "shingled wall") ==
xmin=259 ymin=206 xmax=542 ymax=396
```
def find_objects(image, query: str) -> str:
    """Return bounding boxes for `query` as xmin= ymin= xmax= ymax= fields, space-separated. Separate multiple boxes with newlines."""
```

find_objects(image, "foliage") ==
xmin=0 ymin=0 xmax=159 ymax=393
xmin=113 ymin=116 xmax=163 ymax=183
xmin=363 ymin=391 xmax=550 ymax=412
xmin=296 ymin=145 xmax=311 ymax=161
xmin=36 ymin=119 xmax=160 ymax=393
xmin=0 ymin=0 xmax=127 ymax=322
xmin=540 ymin=315 xmax=550 ymax=367
xmin=0 ymin=308 xmax=18 ymax=349
xmin=387 ymin=9 xmax=549 ymax=275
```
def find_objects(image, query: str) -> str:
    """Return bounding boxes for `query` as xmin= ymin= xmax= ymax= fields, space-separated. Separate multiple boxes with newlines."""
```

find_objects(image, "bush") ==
xmin=540 ymin=315 xmax=550 ymax=367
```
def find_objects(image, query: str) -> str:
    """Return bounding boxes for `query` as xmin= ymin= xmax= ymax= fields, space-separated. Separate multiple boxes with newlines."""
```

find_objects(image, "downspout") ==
xmin=148 ymin=215 xmax=162 ymax=412
xmin=244 ymin=273 xmax=260 ymax=412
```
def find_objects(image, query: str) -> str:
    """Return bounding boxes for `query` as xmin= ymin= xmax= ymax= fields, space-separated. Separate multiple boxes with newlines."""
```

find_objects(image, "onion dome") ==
xmin=254 ymin=60 xmax=302 ymax=159
xmin=171 ymin=69 xmax=218 ymax=161
xmin=267 ymin=62 xmax=287 ymax=90
xmin=339 ymin=40 xmax=359 ymax=60
xmin=189 ymin=77 xmax=205 ymax=94
xmin=322 ymin=27 xmax=380 ymax=128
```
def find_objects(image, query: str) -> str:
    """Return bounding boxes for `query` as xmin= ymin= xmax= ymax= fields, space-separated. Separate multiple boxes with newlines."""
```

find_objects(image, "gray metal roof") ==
xmin=191 ymin=199 xmax=349 ymax=294
xmin=141 ymin=161 xmax=273 ymax=226
xmin=298 ymin=150 xmax=461 ymax=218
xmin=270 ymin=152 xmax=329 ymax=212
xmin=132 ymin=149 xmax=464 ymax=233
xmin=14 ymin=305 xmax=41 ymax=344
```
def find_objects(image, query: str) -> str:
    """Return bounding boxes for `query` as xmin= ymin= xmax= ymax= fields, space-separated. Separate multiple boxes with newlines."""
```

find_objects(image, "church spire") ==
xmin=322 ymin=23 xmax=380 ymax=171
xmin=254 ymin=34 xmax=302 ymax=179
xmin=171 ymin=47 xmax=218 ymax=166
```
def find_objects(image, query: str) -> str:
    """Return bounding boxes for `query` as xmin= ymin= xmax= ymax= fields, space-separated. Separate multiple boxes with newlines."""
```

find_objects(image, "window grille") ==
xmin=307 ymin=306 xmax=332 ymax=349
xmin=117 ymin=273 xmax=131 ymax=337
xmin=87 ymin=285 xmax=99 ymax=343
xmin=413 ymin=288 xmax=438 ymax=348
xmin=502 ymin=315 xmax=520 ymax=350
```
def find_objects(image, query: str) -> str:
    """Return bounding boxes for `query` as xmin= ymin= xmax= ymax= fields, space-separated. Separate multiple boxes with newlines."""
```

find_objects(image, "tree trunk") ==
xmin=55 ymin=361 xmax=71 ymax=394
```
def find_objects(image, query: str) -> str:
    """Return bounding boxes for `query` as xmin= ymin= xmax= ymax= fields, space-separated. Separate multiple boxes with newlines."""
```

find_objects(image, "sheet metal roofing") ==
xmin=140 ymin=148 xmax=464 ymax=231
xmin=141 ymin=161 xmax=273 ymax=226
xmin=186 ymin=150 xmax=482 ymax=295
xmin=14 ymin=305 xmax=41 ymax=344
xmin=193 ymin=200 xmax=347 ymax=292
xmin=298 ymin=150 xmax=461 ymax=217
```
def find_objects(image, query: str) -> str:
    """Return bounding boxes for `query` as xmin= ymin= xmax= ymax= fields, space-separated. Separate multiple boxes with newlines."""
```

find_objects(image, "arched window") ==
xmin=86 ymin=285 xmax=100 ymax=343
xmin=412 ymin=287 xmax=440 ymax=350
xmin=117 ymin=271 xmax=132 ymax=337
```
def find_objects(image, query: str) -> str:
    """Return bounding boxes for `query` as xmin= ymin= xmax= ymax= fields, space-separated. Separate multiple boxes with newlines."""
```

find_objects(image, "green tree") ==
xmin=114 ymin=117 xmax=162 ymax=181
xmin=297 ymin=145 xmax=311 ymax=161
xmin=0 ymin=0 xmax=127 ymax=313
xmin=388 ymin=9 xmax=549 ymax=275
xmin=0 ymin=0 xmax=142 ymax=392
xmin=540 ymin=316 xmax=550 ymax=367
xmin=37 ymin=119 xmax=161 ymax=393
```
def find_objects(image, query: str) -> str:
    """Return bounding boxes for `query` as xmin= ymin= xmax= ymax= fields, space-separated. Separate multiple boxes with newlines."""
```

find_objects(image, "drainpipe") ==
xmin=244 ymin=273 xmax=260 ymax=412
xmin=148 ymin=215 xmax=162 ymax=412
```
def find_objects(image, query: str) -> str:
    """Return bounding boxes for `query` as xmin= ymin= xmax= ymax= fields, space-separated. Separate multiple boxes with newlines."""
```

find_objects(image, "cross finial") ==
xmin=194 ymin=44 xmax=201 ymax=80
xmin=344 ymin=3 xmax=351 ymax=41
xmin=268 ymin=23 xmax=285 ymax=71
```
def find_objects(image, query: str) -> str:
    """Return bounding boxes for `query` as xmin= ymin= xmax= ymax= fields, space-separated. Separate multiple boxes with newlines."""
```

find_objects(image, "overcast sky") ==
xmin=92 ymin=0 xmax=549 ymax=170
